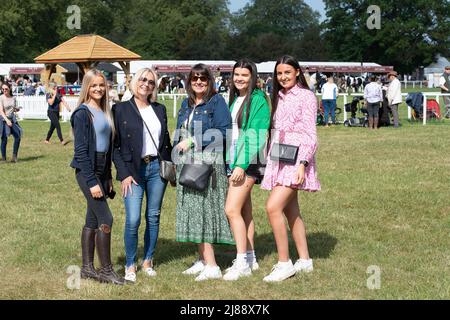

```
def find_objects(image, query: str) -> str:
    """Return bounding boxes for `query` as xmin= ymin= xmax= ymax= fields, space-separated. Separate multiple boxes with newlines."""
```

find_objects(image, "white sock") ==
xmin=246 ymin=250 xmax=256 ymax=263
xmin=278 ymin=260 xmax=292 ymax=267
xmin=236 ymin=253 xmax=247 ymax=266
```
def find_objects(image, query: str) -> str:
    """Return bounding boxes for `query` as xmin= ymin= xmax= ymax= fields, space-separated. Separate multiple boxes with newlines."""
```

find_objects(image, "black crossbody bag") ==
xmin=269 ymin=143 xmax=299 ymax=164
xmin=178 ymin=105 xmax=215 ymax=191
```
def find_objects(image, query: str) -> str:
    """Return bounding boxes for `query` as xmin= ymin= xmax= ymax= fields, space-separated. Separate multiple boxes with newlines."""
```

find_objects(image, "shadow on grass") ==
xmin=114 ymin=231 xmax=337 ymax=269
xmin=16 ymin=155 xmax=45 ymax=162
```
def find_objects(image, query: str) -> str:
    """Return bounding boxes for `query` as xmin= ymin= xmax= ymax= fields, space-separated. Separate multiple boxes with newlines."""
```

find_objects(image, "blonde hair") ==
xmin=76 ymin=69 xmax=115 ymax=137
xmin=129 ymin=68 xmax=158 ymax=103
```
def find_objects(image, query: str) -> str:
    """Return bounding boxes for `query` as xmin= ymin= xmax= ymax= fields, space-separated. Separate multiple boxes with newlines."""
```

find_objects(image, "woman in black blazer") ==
xmin=112 ymin=68 xmax=172 ymax=283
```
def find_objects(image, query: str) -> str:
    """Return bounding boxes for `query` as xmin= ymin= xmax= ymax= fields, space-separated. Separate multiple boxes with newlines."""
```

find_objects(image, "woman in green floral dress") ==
xmin=174 ymin=64 xmax=234 ymax=281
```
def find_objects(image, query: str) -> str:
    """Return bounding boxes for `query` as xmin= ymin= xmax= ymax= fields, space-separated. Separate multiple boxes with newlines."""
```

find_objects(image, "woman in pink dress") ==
xmin=261 ymin=55 xmax=321 ymax=282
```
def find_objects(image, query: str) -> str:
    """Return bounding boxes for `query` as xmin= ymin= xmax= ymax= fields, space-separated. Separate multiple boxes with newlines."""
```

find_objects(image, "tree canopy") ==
xmin=322 ymin=0 xmax=450 ymax=74
xmin=0 ymin=0 xmax=448 ymax=74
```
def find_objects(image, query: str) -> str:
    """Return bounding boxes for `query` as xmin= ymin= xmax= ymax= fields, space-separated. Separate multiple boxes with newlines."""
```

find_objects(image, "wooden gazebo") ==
xmin=34 ymin=34 xmax=141 ymax=88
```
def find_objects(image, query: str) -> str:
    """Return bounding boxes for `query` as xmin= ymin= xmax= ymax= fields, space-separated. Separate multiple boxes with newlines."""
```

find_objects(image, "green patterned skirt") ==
xmin=175 ymin=151 xmax=235 ymax=245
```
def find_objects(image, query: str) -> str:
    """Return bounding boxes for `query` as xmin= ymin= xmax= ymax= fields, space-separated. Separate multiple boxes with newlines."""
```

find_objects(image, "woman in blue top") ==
xmin=45 ymin=83 xmax=71 ymax=144
xmin=70 ymin=69 xmax=124 ymax=285
xmin=174 ymin=63 xmax=234 ymax=281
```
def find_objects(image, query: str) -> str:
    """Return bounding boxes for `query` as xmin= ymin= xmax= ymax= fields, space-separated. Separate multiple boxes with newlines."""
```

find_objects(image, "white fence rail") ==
xmin=14 ymin=92 xmax=450 ymax=126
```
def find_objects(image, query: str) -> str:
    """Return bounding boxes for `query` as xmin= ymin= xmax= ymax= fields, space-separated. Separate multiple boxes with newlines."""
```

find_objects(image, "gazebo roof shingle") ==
xmin=35 ymin=35 xmax=141 ymax=63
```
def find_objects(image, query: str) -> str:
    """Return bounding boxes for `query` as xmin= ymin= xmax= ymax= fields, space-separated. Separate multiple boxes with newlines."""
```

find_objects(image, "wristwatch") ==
xmin=299 ymin=160 xmax=309 ymax=167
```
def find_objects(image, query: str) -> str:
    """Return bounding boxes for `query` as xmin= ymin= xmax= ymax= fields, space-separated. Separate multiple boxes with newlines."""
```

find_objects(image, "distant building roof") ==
xmin=114 ymin=60 xmax=236 ymax=74
xmin=256 ymin=61 xmax=393 ymax=73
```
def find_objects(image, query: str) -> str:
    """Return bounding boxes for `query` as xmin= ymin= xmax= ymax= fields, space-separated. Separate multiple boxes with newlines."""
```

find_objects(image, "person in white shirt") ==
xmin=386 ymin=71 xmax=402 ymax=128
xmin=321 ymin=75 xmax=338 ymax=127
xmin=439 ymin=66 xmax=450 ymax=118
xmin=364 ymin=75 xmax=383 ymax=129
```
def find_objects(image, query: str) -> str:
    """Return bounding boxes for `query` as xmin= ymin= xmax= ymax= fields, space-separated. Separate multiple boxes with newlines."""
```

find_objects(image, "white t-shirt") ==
xmin=139 ymin=106 xmax=161 ymax=158
xmin=230 ymin=96 xmax=245 ymax=162
xmin=321 ymin=82 xmax=338 ymax=100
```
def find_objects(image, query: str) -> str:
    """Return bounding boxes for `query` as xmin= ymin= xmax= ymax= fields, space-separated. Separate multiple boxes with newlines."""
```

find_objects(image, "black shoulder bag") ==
xmin=178 ymin=105 xmax=215 ymax=191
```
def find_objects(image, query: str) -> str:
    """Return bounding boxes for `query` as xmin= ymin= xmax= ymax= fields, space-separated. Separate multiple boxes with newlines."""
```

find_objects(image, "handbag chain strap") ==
xmin=130 ymin=98 xmax=163 ymax=161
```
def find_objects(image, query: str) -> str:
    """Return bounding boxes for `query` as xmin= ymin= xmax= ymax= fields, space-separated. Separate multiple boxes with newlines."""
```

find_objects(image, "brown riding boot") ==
xmin=96 ymin=225 xmax=125 ymax=285
xmin=80 ymin=227 xmax=99 ymax=280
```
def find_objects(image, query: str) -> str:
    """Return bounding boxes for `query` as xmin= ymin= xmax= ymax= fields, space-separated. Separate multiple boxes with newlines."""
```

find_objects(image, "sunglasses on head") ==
xmin=138 ymin=77 xmax=155 ymax=86
xmin=191 ymin=75 xmax=208 ymax=82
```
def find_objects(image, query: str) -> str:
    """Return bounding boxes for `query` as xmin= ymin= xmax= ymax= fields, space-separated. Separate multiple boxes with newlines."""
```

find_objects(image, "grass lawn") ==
xmin=0 ymin=98 xmax=449 ymax=300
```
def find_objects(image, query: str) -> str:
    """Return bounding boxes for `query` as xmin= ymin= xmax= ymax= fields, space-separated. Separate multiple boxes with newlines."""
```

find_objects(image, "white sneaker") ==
xmin=249 ymin=260 xmax=259 ymax=271
xmin=226 ymin=259 xmax=259 ymax=272
xmin=263 ymin=260 xmax=296 ymax=282
xmin=195 ymin=265 xmax=222 ymax=281
xmin=294 ymin=258 xmax=313 ymax=273
xmin=223 ymin=261 xmax=251 ymax=281
xmin=142 ymin=267 xmax=157 ymax=277
xmin=182 ymin=260 xmax=205 ymax=275
xmin=124 ymin=265 xmax=137 ymax=283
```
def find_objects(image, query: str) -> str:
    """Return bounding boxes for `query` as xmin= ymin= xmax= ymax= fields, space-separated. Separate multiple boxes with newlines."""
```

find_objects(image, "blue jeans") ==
xmin=123 ymin=159 xmax=167 ymax=267
xmin=1 ymin=121 xmax=21 ymax=158
xmin=322 ymin=99 xmax=336 ymax=125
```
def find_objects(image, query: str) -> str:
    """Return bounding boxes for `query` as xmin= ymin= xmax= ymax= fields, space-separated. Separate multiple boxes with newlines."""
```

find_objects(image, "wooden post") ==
xmin=118 ymin=61 xmax=131 ymax=90
xmin=42 ymin=64 xmax=57 ymax=89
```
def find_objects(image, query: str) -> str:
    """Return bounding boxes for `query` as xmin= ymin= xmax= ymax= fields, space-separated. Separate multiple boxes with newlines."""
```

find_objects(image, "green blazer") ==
xmin=226 ymin=89 xmax=271 ymax=171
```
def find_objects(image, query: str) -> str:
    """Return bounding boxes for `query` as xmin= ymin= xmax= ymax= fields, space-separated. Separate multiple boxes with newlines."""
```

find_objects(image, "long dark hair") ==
xmin=186 ymin=63 xmax=216 ymax=107
xmin=268 ymin=55 xmax=309 ymax=146
xmin=228 ymin=59 xmax=258 ymax=128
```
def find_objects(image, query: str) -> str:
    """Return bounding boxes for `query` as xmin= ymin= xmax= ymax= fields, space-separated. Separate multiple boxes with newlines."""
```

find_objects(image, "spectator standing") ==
xmin=44 ymin=83 xmax=71 ymax=144
xmin=0 ymin=82 xmax=22 ymax=163
xmin=174 ymin=64 xmax=234 ymax=281
xmin=112 ymin=68 xmax=173 ymax=282
xmin=439 ymin=66 xmax=450 ymax=118
xmin=321 ymin=75 xmax=339 ymax=126
xmin=223 ymin=59 xmax=270 ymax=281
xmin=364 ymin=75 xmax=383 ymax=129
xmin=108 ymin=81 xmax=120 ymax=107
xmin=261 ymin=55 xmax=320 ymax=282
xmin=70 ymin=69 xmax=124 ymax=285
xmin=386 ymin=71 xmax=402 ymax=128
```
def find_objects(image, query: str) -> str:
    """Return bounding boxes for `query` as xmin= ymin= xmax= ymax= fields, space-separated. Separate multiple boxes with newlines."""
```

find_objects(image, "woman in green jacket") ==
xmin=223 ymin=59 xmax=270 ymax=281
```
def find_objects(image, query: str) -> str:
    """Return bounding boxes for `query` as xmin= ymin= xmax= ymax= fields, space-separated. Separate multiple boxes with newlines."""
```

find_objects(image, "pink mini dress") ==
xmin=261 ymin=84 xmax=321 ymax=192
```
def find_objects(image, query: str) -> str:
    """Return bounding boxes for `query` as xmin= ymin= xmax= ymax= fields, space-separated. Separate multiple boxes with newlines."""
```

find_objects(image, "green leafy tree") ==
xmin=323 ymin=0 xmax=450 ymax=74
xmin=228 ymin=0 xmax=327 ymax=62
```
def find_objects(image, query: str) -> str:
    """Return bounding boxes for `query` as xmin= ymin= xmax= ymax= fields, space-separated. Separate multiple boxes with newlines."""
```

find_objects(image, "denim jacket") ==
xmin=175 ymin=94 xmax=231 ymax=152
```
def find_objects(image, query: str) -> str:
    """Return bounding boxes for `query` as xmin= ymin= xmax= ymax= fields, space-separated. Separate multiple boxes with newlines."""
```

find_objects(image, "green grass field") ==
xmin=0 ymin=98 xmax=449 ymax=300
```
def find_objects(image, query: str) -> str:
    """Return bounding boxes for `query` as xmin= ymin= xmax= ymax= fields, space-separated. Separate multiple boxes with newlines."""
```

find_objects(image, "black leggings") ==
xmin=46 ymin=110 xmax=63 ymax=142
xmin=76 ymin=153 xmax=113 ymax=229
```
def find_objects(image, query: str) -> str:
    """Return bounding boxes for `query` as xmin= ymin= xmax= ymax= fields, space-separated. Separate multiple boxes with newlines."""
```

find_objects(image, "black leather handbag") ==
xmin=179 ymin=162 xmax=215 ymax=191
xmin=269 ymin=143 xmax=299 ymax=164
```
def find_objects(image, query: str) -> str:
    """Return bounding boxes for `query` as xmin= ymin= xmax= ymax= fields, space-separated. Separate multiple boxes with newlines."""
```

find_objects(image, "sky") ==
xmin=228 ymin=0 xmax=326 ymax=20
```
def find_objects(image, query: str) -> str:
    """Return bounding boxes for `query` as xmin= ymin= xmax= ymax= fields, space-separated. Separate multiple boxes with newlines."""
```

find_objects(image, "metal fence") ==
xmin=15 ymin=92 xmax=450 ymax=125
